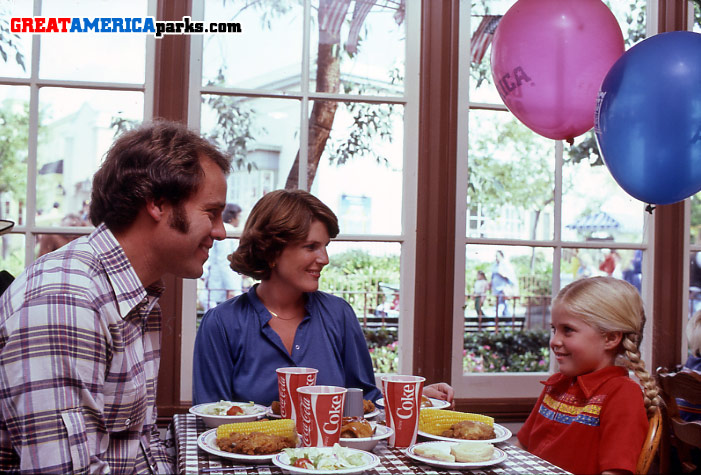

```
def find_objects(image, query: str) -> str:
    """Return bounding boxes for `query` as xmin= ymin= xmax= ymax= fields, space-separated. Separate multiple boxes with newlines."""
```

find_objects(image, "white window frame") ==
xmin=450 ymin=0 xmax=658 ymax=399
xmin=0 ymin=0 xmax=156 ymax=269
xmin=180 ymin=0 xmax=421 ymax=401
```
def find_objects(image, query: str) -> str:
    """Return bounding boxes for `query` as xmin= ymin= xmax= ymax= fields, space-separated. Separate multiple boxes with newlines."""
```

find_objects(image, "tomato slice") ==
xmin=226 ymin=405 xmax=243 ymax=415
xmin=293 ymin=458 xmax=314 ymax=469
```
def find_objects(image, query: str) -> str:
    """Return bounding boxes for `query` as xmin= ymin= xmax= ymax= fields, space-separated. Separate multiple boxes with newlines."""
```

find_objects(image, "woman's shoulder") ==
xmin=309 ymin=290 xmax=352 ymax=308
xmin=200 ymin=292 xmax=256 ymax=326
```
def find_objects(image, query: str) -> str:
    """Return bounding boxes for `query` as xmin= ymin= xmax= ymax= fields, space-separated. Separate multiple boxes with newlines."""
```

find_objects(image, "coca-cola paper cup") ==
xmin=296 ymin=385 xmax=347 ymax=447
xmin=381 ymin=375 xmax=425 ymax=447
xmin=276 ymin=367 xmax=318 ymax=433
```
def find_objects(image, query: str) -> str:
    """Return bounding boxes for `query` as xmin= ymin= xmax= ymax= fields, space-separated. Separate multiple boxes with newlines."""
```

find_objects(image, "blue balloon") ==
xmin=595 ymin=31 xmax=701 ymax=205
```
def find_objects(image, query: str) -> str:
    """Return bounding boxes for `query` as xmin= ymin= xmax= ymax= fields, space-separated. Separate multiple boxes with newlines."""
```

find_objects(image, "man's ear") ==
xmin=145 ymin=199 xmax=166 ymax=222
xmin=604 ymin=331 xmax=623 ymax=350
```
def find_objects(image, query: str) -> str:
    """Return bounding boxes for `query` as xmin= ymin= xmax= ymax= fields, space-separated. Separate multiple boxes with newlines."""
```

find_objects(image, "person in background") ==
xmin=517 ymin=276 xmax=660 ymax=475
xmin=677 ymin=310 xmax=701 ymax=422
xmin=0 ymin=121 xmax=231 ymax=473
xmin=599 ymin=249 xmax=621 ymax=278
xmin=37 ymin=213 xmax=88 ymax=257
xmin=473 ymin=270 xmax=488 ymax=317
xmin=200 ymin=203 xmax=243 ymax=309
xmin=192 ymin=189 xmax=454 ymax=406
xmin=490 ymin=250 xmax=517 ymax=317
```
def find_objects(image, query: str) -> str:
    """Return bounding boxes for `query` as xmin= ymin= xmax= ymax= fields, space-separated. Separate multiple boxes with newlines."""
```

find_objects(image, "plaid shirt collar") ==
xmin=88 ymin=223 xmax=165 ymax=319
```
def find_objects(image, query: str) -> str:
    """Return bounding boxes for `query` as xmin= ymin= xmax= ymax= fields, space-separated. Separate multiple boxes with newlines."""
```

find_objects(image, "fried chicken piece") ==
xmin=441 ymin=420 xmax=495 ymax=440
xmin=363 ymin=399 xmax=376 ymax=414
xmin=340 ymin=417 xmax=374 ymax=438
xmin=270 ymin=401 xmax=281 ymax=415
xmin=420 ymin=395 xmax=433 ymax=408
xmin=217 ymin=431 xmax=295 ymax=455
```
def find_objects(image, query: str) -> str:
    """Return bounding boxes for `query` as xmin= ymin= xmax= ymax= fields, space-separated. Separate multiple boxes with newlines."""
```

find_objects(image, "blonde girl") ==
xmin=517 ymin=276 xmax=660 ymax=475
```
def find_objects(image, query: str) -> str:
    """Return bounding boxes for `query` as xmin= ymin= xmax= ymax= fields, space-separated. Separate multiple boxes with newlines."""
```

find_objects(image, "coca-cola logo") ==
xmin=396 ymin=383 xmax=417 ymax=420
xmin=301 ymin=395 xmax=313 ymax=445
xmin=279 ymin=376 xmax=288 ymax=412
xmin=306 ymin=373 xmax=315 ymax=385
xmin=322 ymin=394 xmax=343 ymax=435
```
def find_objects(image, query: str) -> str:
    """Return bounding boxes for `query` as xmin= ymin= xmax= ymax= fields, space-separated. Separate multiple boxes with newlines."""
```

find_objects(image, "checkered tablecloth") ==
xmin=173 ymin=414 xmax=571 ymax=474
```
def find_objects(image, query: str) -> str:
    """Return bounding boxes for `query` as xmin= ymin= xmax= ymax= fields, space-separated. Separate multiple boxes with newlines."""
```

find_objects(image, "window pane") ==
xmin=39 ymin=0 xmax=147 ymax=83
xmin=313 ymin=100 xmax=403 ymax=235
xmin=0 ymin=233 xmax=25 ymax=278
xmin=464 ymin=244 xmax=552 ymax=373
xmin=560 ymin=247 xmax=644 ymax=292
xmin=198 ymin=238 xmax=245 ymax=313
xmin=0 ymin=1 xmax=32 ymax=78
xmin=467 ymin=109 xmax=554 ymax=240
xmin=201 ymin=94 xmax=301 ymax=213
xmin=691 ymin=194 xmax=701 ymax=244
xmin=322 ymin=241 xmax=401 ymax=374
xmin=202 ymin=0 xmax=303 ymax=91
xmin=0 ymin=86 xmax=29 ymax=227
xmin=36 ymin=88 xmax=144 ymax=225
xmin=310 ymin=0 xmax=405 ymax=97
xmin=469 ymin=0 xmax=514 ymax=104
xmin=563 ymin=133 xmax=646 ymax=243
xmin=469 ymin=1 xmax=647 ymax=105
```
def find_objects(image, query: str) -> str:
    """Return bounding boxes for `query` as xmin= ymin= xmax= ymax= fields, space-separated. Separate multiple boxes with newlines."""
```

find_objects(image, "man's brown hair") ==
xmin=90 ymin=120 xmax=230 ymax=232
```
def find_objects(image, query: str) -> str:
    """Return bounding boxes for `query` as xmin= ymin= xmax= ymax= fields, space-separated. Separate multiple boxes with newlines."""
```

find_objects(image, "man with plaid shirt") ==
xmin=0 ymin=121 xmax=231 ymax=473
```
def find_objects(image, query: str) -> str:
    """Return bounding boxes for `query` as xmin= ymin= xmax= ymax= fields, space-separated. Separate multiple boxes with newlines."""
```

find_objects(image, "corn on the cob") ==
xmin=216 ymin=418 xmax=296 ymax=440
xmin=419 ymin=409 xmax=494 ymax=436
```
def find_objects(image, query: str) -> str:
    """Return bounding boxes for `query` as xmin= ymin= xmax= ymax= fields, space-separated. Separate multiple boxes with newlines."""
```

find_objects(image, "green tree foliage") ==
xmin=0 ymin=102 xmax=29 ymax=201
xmin=468 ymin=118 xmax=556 ymax=239
xmin=219 ymin=0 xmax=404 ymax=188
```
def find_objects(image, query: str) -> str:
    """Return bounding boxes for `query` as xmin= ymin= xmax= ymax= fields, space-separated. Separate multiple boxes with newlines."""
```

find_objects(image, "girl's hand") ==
xmin=423 ymin=383 xmax=455 ymax=408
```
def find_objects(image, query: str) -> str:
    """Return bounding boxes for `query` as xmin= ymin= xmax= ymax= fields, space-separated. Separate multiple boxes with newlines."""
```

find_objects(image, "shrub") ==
xmin=364 ymin=327 xmax=550 ymax=374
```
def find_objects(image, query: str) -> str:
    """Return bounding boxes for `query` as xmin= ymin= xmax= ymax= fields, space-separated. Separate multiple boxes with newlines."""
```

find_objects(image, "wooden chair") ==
xmin=636 ymin=405 xmax=662 ymax=475
xmin=656 ymin=367 xmax=701 ymax=473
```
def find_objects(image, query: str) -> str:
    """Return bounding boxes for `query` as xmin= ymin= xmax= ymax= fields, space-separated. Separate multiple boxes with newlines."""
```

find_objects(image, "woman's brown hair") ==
xmin=90 ymin=120 xmax=230 ymax=233
xmin=230 ymin=190 xmax=339 ymax=280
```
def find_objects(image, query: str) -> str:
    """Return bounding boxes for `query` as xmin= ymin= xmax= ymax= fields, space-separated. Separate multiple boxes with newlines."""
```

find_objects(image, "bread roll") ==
xmin=414 ymin=445 xmax=455 ymax=462
xmin=450 ymin=442 xmax=494 ymax=462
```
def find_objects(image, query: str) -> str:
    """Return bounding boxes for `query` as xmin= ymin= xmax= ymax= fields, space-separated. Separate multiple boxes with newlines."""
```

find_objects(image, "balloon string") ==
xmin=645 ymin=204 xmax=656 ymax=214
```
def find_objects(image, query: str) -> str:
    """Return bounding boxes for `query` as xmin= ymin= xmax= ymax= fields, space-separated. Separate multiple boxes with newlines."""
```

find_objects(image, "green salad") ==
xmin=282 ymin=444 xmax=367 ymax=470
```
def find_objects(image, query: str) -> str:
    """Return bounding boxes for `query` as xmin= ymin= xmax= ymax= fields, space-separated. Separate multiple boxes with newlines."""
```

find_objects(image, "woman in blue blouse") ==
xmin=192 ymin=189 xmax=452 ymax=406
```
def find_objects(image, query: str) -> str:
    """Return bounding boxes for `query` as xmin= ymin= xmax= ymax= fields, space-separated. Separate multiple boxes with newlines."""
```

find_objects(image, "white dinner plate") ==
xmin=197 ymin=428 xmax=287 ymax=463
xmin=405 ymin=441 xmax=507 ymax=469
xmin=265 ymin=407 xmax=283 ymax=419
xmin=363 ymin=408 xmax=380 ymax=419
xmin=272 ymin=447 xmax=380 ymax=474
xmin=374 ymin=397 xmax=450 ymax=410
xmin=417 ymin=422 xmax=512 ymax=444
xmin=190 ymin=402 xmax=267 ymax=427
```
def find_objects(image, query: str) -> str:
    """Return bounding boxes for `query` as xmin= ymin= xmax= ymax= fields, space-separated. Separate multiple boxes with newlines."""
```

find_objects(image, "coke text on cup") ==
xmin=382 ymin=375 xmax=425 ymax=448
xmin=297 ymin=386 xmax=346 ymax=447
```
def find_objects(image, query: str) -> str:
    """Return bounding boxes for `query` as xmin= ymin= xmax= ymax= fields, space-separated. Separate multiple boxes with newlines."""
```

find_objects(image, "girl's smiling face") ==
xmin=550 ymin=304 xmax=621 ymax=378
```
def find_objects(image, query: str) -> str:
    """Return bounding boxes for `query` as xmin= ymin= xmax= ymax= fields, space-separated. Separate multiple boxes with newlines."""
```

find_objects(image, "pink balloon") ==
xmin=490 ymin=0 xmax=624 ymax=142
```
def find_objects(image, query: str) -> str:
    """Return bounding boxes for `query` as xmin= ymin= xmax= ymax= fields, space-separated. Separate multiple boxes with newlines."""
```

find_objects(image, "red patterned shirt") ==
xmin=518 ymin=365 xmax=648 ymax=474
xmin=0 ymin=224 xmax=173 ymax=474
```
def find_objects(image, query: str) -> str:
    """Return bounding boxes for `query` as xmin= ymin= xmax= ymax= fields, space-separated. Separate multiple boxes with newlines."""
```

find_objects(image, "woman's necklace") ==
xmin=269 ymin=310 xmax=300 ymax=321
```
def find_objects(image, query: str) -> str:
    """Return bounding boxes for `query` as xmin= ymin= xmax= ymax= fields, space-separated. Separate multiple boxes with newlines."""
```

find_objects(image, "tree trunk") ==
xmin=285 ymin=42 xmax=341 ymax=190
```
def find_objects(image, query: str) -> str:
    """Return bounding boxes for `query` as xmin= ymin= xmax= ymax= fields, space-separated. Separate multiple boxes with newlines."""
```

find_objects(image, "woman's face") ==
xmin=270 ymin=219 xmax=330 ymax=294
